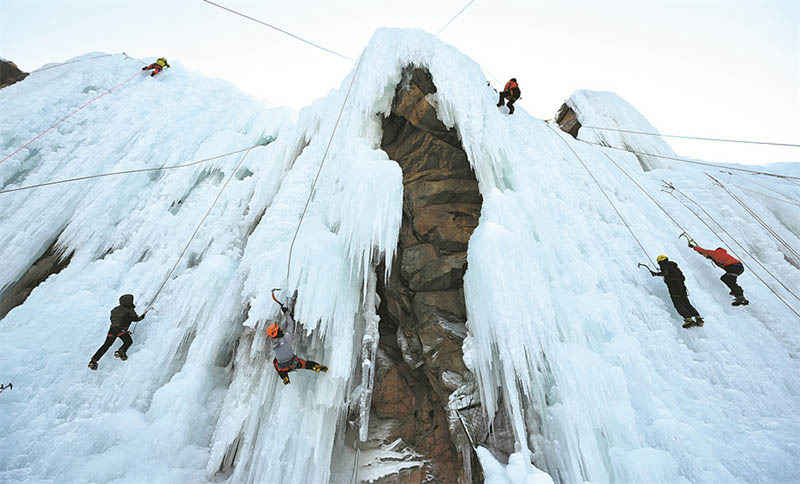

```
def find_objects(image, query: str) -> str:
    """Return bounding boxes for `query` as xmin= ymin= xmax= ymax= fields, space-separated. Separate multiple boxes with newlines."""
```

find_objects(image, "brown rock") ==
xmin=405 ymin=178 xmax=481 ymax=211
xmin=408 ymin=252 xmax=466 ymax=292
xmin=412 ymin=204 xmax=481 ymax=251
xmin=0 ymin=60 xmax=29 ymax=89
xmin=555 ymin=102 xmax=581 ymax=138
xmin=372 ymin=65 xmax=484 ymax=484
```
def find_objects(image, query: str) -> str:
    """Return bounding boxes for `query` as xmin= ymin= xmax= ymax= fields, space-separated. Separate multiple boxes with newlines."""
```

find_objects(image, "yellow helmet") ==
xmin=656 ymin=255 xmax=668 ymax=262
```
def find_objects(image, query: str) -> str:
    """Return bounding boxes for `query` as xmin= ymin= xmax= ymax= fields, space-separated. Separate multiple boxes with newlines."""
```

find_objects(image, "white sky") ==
xmin=2 ymin=0 xmax=798 ymax=166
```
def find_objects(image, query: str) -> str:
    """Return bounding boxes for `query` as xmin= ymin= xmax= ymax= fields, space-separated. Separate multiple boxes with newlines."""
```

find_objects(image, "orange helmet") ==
xmin=267 ymin=323 xmax=280 ymax=338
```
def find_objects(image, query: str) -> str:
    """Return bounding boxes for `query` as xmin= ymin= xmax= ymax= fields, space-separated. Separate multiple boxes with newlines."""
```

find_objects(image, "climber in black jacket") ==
xmin=650 ymin=255 xmax=704 ymax=328
xmin=88 ymin=294 xmax=147 ymax=370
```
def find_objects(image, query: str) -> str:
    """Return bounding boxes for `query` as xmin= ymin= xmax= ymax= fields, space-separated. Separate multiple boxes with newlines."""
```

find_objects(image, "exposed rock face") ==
xmin=1 ymin=60 xmax=29 ymax=89
xmin=555 ymin=102 xmax=581 ymax=138
xmin=0 ymin=240 xmax=73 ymax=320
xmin=369 ymin=67 xmax=483 ymax=483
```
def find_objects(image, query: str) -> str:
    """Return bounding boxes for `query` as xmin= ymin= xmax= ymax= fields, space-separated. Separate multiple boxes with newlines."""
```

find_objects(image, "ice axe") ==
xmin=0 ymin=383 xmax=12 ymax=394
xmin=637 ymin=262 xmax=656 ymax=275
xmin=271 ymin=288 xmax=283 ymax=306
xmin=679 ymin=232 xmax=697 ymax=247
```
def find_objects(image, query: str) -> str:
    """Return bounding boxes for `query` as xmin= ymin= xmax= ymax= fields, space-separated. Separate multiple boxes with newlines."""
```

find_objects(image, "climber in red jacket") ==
xmin=497 ymin=78 xmax=521 ymax=114
xmin=688 ymin=241 xmax=749 ymax=306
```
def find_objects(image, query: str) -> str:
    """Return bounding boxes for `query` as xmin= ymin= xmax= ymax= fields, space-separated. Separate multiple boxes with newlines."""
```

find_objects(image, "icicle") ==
xmin=357 ymin=269 xmax=380 ymax=442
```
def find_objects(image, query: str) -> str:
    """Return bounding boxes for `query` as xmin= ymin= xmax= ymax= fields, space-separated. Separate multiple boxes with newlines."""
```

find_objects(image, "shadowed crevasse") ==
xmin=0 ymin=239 xmax=73 ymax=320
xmin=369 ymin=66 xmax=483 ymax=483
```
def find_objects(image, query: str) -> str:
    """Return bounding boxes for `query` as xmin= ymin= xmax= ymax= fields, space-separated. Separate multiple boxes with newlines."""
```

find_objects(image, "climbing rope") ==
xmin=579 ymin=140 xmax=800 ymax=181
xmin=597 ymin=150 xmax=690 ymax=234
xmin=662 ymin=182 xmax=800 ymax=316
xmin=0 ymin=146 xmax=257 ymax=195
xmin=285 ymin=52 xmax=366 ymax=286
xmin=705 ymin=173 xmax=800 ymax=262
xmin=29 ymin=54 xmax=114 ymax=74
xmin=131 ymin=147 xmax=255 ymax=332
xmin=1 ymin=70 xmax=142 ymax=166
xmin=730 ymin=185 xmax=800 ymax=207
xmin=436 ymin=0 xmax=475 ymax=36
xmin=582 ymin=125 xmax=800 ymax=148
xmin=201 ymin=0 xmax=354 ymax=61
xmin=546 ymin=124 xmax=655 ymax=265
xmin=726 ymin=171 xmax=800 ymax=205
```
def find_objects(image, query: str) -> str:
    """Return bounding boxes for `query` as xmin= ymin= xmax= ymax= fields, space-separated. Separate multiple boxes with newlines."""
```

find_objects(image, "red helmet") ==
xmin=267 ymin=323 xmax=280 ymax=338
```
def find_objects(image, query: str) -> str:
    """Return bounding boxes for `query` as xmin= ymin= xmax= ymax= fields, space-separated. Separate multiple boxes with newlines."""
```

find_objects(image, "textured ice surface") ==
xmin=2 ymin=29 xmax=800 ymax=484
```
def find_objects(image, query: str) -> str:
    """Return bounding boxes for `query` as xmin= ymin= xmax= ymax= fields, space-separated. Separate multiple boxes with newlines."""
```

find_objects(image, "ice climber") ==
xmin=142 ymin=57 xmax=170 ymax=77
xmin=688 ymin=241 xmax=749 ymax=306
xmin=267 ymin=293 xmax=328 ymax=385
xmin=497 ymin=78 xmax=521 ymax=114
xmin=649 ymin=255 xmax=704 ymax=328
xmin=88 ymin=294 xmax=147 ymax=370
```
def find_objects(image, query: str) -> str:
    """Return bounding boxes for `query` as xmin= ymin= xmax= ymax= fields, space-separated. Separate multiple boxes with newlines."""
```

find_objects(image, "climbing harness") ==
xmin=0 ymin=383 xmax=12 ymax=393
xmin=285 ymin=51 xmax=366 ymax=286
xmin=202 ymin=0 xmax=354 ymax=61
xmin=0 ymin=146 xmax=258 ymax=195
xmin=546 ymin=124 xmax=655 ymax=269
xmin=0 ymin=70 xmax=143 ymax=166
xmin=582 ymin=125 xmax=800 ymax=148
xmin=662 ymin=181 xmax=800 ymax=317
xmin=131 ymin=147 xmax=255 ymax=333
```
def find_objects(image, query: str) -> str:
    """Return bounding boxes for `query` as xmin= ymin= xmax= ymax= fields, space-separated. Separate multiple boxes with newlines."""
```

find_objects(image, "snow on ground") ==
xmin=1 ymin=29 xmax=799 ymax=484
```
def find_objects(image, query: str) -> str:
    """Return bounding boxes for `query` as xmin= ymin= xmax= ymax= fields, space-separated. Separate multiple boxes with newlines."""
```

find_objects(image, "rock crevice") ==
xmin=369 ymin=67 xmax=482 ymax=483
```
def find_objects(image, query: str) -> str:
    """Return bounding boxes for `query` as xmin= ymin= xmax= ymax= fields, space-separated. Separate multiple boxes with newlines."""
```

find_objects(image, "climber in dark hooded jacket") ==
xmin=88 ymin=294 xmax=147 ymax=370
xmin=650 ymin=255 xmax=704 ymax=328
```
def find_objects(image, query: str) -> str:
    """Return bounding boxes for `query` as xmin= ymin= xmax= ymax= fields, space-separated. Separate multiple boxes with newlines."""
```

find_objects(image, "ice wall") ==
xmin=2 ymin=29 xmax=800 ymax=484
xmin=567 ymin=89 xmax=678 ymax=170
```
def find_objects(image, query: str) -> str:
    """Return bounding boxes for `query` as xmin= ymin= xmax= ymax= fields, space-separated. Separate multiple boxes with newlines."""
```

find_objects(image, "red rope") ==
xmin=1 ymin=70 xmax=142 ymax=165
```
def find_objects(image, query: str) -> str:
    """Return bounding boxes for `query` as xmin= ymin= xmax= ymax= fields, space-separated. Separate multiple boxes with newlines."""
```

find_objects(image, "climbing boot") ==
xmin=496 ymin=102 xmax=503 ymax=107
xmin=282 ymin=376 xmax=290 ymax=385
xmin=114 ymin=350 xmax=128 ymax=361
xmin=682 ymin=318 xmax=696 ymax=329
xmin=88 ymin=360 xmax=98 ymax=371
xmin=311 ymin=364 xmax=328 ymax=373
xmin=732 ymin=296 xmax=749 ymax=306
xmin=694 ymin=317 xmax=704 ymax=327
xmin=508 ymin=104 xmax=515 ymax=115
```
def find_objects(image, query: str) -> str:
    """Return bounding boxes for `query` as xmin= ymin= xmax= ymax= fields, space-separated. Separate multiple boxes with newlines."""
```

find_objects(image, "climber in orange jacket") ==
xmin=497 ymin=78 xmax=521 ymax=114
xmin=142 ymin=57 xmax=170 ymax=77
xmin=688 ymin=240 xmax=749 ymax=306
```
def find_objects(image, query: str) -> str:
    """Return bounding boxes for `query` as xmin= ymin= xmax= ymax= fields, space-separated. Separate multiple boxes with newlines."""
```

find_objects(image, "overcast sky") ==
xmin=2 ymin=0 xmax=798 ymax=166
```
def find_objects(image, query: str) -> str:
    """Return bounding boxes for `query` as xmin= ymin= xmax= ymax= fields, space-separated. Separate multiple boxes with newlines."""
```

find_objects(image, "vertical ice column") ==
xmin=358 ymin=270 xmax=380 ymax=441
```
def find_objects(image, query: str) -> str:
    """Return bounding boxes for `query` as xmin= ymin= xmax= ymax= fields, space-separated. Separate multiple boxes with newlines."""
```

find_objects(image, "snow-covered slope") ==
xmin=2 ymin=30 xmax=800 ymax=484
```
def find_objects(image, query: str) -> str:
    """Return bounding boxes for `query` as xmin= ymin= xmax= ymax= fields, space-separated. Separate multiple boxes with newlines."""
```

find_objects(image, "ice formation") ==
xmin=1 ymin=29 xmax=799 ymax=484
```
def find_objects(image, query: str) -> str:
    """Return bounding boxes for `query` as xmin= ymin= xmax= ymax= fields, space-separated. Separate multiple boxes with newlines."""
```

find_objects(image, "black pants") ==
xmin=498 ymin=89 xmax=520 ymax=112
xmin=273 ymin=357 xmax=320 ymax=380
xmin=91 ymin=330 xmax=132 ymax=361
xmin=721 ymin=263 xmax=744 ymax=297
xmin=666 ymin=281 xmax=700 ymax=318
